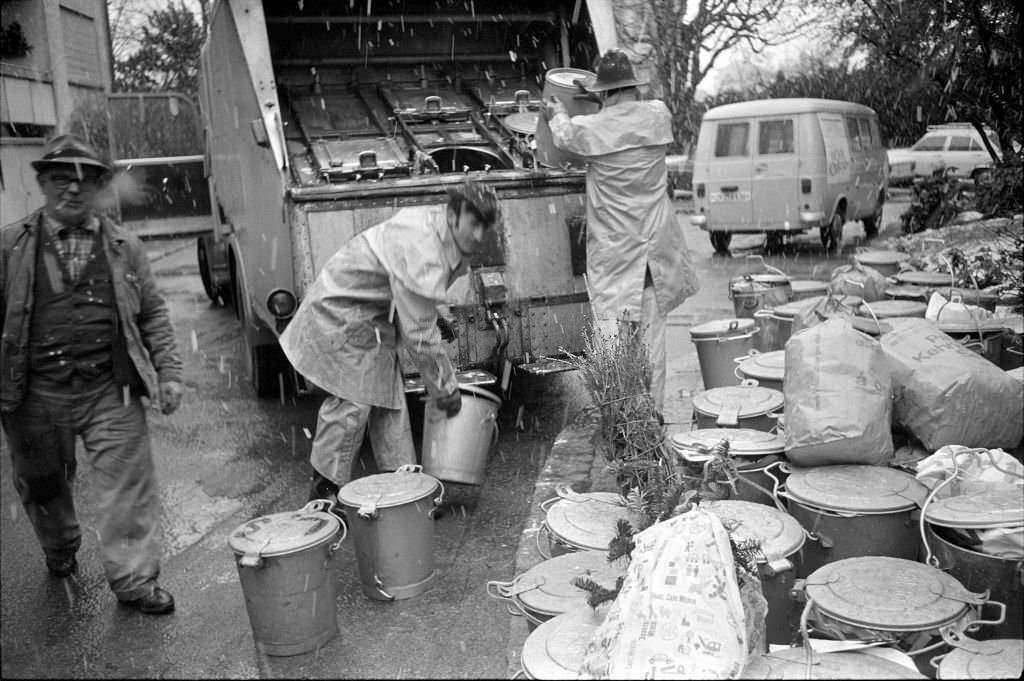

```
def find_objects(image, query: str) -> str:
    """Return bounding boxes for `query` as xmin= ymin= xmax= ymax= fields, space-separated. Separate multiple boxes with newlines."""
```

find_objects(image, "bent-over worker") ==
xmin=280 ymin=180 xmax=501 ymax=501
xmin=544 ymin=49 xmax=699 ymax=412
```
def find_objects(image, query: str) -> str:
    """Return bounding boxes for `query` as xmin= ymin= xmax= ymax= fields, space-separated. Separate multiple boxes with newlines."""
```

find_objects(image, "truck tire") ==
xmin=820 ymin=210 xmax=844 ymax=252
xmin=709 ymin=232 xmax=732 ymax=254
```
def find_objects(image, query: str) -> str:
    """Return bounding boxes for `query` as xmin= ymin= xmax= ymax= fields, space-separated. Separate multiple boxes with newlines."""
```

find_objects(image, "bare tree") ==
xmin=611 ymin=0 xmax=812 ymax=150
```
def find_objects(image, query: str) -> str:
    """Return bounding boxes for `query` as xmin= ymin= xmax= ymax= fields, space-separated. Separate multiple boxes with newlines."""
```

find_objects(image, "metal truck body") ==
xmin=198 ymin=0 xmax=618 ymax=395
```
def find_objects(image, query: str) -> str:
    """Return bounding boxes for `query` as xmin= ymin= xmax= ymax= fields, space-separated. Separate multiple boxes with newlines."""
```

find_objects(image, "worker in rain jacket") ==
xmin=0 ymin=135 xmax=183 ymax=615
xmin=544 ymin=49 xmax=699 ymax=411
xmin=280 ymin=181 xmax=501 ymax=502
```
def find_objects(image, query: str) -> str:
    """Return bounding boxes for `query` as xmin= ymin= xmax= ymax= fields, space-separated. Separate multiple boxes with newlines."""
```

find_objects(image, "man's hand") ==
xmin=435 ymin=389 xmax=462 ymax=419
xmin=159 ymin=380 xmax=183 ymax=415
xmin=436 ymin=316 xmax=458 ymax=343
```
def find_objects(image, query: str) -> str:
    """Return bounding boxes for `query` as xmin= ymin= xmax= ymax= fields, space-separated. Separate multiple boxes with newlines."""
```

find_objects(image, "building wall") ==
xmin=1 ymin=0 xmax=112 ymax=221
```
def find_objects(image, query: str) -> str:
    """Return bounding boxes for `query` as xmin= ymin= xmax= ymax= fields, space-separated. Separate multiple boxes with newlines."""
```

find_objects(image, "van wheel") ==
xmin=709 ymin=232 xmax=732 ymax=253
xmin=820 ymin=211 xmax=844 ymax=252
xmin=764 ymin=232 xmax=785 ymax=254
xmin=862 ymin=198 xmax=883 ymax=239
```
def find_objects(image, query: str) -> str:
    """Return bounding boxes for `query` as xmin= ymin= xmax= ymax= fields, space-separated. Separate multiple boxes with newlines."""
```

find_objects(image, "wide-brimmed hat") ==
xmin=582 ymin=49 xmax=647 ymax=93
xmin=31 ymin=134 xmax=113 ymax=176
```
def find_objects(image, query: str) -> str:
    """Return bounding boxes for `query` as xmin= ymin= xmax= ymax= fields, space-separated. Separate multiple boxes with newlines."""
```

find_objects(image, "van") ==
xmin=690 ymin=98 xmax=888 ymax=253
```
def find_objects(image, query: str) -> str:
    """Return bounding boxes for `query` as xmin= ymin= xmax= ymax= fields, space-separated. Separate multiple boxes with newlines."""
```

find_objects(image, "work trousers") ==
xmin=310 ymin=395 xmax=416 ymax=486
xmin=594 ymin=284 xmax=667 ymax=413
xmin=0 ymin=377 xmax=162 ymax=600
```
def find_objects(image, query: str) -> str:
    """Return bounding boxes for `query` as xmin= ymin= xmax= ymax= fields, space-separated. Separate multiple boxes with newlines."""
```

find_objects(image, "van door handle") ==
xmin=720 ymin=185 xmax=739 ymax=192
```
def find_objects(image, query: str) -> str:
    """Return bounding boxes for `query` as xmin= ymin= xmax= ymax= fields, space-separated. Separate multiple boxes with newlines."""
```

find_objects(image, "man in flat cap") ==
xmin=543 ymin=49 xmax=699 ymax=413
xmin=0 ymin=134 xmax=183 ymax=614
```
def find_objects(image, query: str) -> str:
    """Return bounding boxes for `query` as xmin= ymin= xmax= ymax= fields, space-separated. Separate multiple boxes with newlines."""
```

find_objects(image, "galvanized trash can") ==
xmin=669 ymin=428 xmax=788 ymax=507
xmin=921 ymin=485 xmax=1024 ymax=640
xmin=689 ymin=318 xmax=760 ymax=390
xmin=796 ymin=556 xmax=1004 ymax=656
xmin=227 ymin=499 xmax=347 ymax=656
xmin=701 ymin=499 xmax=805 ymax=646
xmin=337 ymin=465 xmax=443 ymax=601
xmin=486 ymin=550 xmax=627 ymax=631
xmin=931 ymin=638 xmax=1024 ymax=679
xmin=538 ymin=487 xmax=640 ymax=558
xmin=421 ymin=384 xmax=501 ymax=485
xmin=519 ymin=606 xmax=606 ymax=679
xmin=779 ymin=465 xmax=928 ymax=577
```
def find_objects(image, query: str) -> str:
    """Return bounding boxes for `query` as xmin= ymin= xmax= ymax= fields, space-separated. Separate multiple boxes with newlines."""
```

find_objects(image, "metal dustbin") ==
xmin=690 ymin=318 xmax=760 ymax=389
xmin=702 ymin=499 xmax=805 ymax=646
xmin=486 ymin=550 xmax=627 ymax=631
xmin=921 ymin=485 xmax=1024 ymax=641
xmin=734 ymin=349 xmax=786 ymax=395
xmin=337 ymin=465 xmax=443 ymax=601
xmin=227 ymin=500 xmax=347 ymax=656
xmin=520 ymin=606 xmax=606 ymax=679
xmin=796 ymin=557 xmax=1005 ymax=656
xmin=538 ymin=487 xmax=640 ymax=558
xmin=670 ymin=428 xmax=788 ymax=507
xmin=691 ymin=380 xmax=784 ymax=433
xmin=778 ymin=465 xmax=928 ymax=577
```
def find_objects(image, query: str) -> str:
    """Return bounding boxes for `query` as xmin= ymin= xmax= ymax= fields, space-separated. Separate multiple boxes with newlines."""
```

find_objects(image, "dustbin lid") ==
xmin=520 ymin=606 xmax=605 ymax=679
xmin=859 ymin=300 xmax=928 ymax=318
xmin=701 ymin=499 xmax=804 ymax=561
xmin=692 ymin=382 xmax=784 ymax=420
xmin=735 ymin=350 xmax=786 ymax=383
xmin=544 ymin=492 xmax=636 ymax=551
xmin=690 ymin=317 xmax=757 ymax=339
xmin=896 ymin=270 xmax=953 ymax=287
xmin=785 ymin=465 xmax=927 ymax=513
xmin=513 ymin=551 xmax=628 ymax=617
xmin=337 ymin=469 xmax=439 ymax=509
xmin=855 ymin=250 xmax=909 ymax=267
xmin=805 ymin=557 xmax=975 ymax=632
xmin=937 ymin=639 xmax=1024 ymax=680
xmin=923 ymin=485 xmax=1024 ymax=529
xmin=228 ymin=504 xmax=340 ymax=558
xmin=670 ymin=428 xmax=785 ymax=461
xmin=742 ymin=649 xmax=926 ymax=679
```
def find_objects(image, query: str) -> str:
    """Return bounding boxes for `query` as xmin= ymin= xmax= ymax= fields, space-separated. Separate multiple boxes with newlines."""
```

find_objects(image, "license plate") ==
xmin=710 ymin=191 xmax=751 ymax=202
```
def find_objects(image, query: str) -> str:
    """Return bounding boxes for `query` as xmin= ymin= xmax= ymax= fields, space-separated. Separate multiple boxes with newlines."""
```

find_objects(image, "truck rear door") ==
xmin=707 ymin=120 xmax=753 ymax=229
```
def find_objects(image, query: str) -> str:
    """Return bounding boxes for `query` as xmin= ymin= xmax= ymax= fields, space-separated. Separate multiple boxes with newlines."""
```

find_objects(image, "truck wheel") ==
xmin=820 ymin=211 xmax=844 ymax=252
xmin=709 ymin=232 xmax=732 ymax=254
xmin=764 ymin=232 xmax=784 ymax=254
xmin=251 ymin=343 xmax=295 ymax=399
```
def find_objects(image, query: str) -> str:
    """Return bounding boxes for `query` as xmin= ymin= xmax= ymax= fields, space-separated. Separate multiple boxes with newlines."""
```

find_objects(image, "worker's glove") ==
xmin=436 ymin=316 xmax=458 ymax=343
xmin=435 ymin=389 xmax=462 ymax=419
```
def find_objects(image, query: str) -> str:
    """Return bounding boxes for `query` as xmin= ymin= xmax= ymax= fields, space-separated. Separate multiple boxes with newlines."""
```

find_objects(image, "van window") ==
xmin=913 ymin=136 xmax=947 ymax=151
xmin=846 ymin=117 xmax=862 ymax=151
xmin=715 ymin=123 xmax=750 ymax=157
xmin=758 ymin=119 xmax=794 ymax=154
xmin=948 ymin=136 xmax=972 ymax=151
xmin=857 ymin=118 xmax=875 ymax=149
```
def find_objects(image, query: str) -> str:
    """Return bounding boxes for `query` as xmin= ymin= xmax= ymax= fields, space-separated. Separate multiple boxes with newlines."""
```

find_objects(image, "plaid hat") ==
xmin=32 ymin=134 xmax=113 ymax=176
xmin=583 ymin=49 xmax=647 ymax=93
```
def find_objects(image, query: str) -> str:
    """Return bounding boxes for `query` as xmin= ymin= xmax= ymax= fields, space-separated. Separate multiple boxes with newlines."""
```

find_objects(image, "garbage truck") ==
xmin=197 ymin=0 xmax=629 ymax=396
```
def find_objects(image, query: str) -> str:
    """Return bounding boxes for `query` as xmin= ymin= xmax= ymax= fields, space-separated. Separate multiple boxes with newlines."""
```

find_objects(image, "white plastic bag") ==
xmin=576 ymin=509 xmax=765 ymax=679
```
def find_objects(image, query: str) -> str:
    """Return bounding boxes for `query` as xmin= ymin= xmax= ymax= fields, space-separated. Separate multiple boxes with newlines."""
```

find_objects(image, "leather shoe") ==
xmin=120 ymin=586 xmax=175 ymax=615
xmin=46 ymin=556 xmax=78 ymax=579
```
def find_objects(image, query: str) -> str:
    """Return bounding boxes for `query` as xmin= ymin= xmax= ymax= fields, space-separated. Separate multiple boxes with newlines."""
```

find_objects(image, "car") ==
xmin=887 ymin=123 xmax=1000 ymax=184
xmin=666 ymin=153 xmax=693 ymax=197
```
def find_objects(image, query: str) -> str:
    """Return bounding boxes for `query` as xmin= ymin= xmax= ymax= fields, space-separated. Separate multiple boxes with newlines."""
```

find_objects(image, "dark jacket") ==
xmin=1 ymin=209 xmax=182 ymax=412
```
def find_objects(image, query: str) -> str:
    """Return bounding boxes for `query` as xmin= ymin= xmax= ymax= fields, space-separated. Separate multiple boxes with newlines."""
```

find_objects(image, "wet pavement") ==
xmin=0 ymin=196 xmax=908 ymax=679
